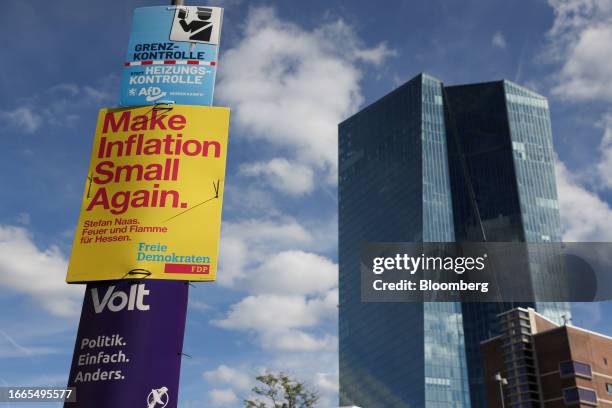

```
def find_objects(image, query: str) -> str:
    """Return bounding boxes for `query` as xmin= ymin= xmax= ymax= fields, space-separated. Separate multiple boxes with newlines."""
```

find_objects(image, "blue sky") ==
xmin=1 ymin=0 xmax=612 ymax=407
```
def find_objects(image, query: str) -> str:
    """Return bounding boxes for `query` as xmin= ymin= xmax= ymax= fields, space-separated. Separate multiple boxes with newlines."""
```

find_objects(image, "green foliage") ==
xmin=244 ymin=372 xmax=319 ymax=408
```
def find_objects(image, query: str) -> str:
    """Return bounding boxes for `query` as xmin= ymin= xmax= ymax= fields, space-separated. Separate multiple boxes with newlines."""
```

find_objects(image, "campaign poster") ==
xmin=66 ymin=105 xmax=230 ymax=282
xmin=65 ymin=280 xmax=188 ymax=408
xmin=119 ymin=6 xmax=223 ymax=107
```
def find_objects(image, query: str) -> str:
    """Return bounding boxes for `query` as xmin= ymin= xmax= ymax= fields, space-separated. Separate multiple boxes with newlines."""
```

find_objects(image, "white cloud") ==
xmin=209 ymin=388 xmax=239 ymax=406
xmin=543 ymin=1 xmax=612 ymax=227
xmin=216 ymin=217 xmax=338 ymax=352
xmin=188 ymin=299 xmax=211 ymax=312
xmin=0 ymin=225 xmax=83 ymax=317
xmin=217 ymin=7 xmax=395 ymax=185
xmin=218 ymin=217 xmax=314 ymax=287
xmin=546 ymin=0 xmax=612 ymax=101
xmin=0 ymin=75 xmax=118 ymax=135
xmin=212 ymin=8 xmax=347 ymax=357
xmin=555 ymin=160 xmax=612 ymax=241
xmin=83 ymin=85 xmax=116 ymax=104
xmin=215 ymin=215 xmax=338 ymax=354
xmin=260 ymin=330 xmax=337 ymax=352
xmin=240 ymin=158 xmax=315 ymax=196
xmin=211 ymin=7 xmax=356 ymax=389
xmin=204 ymin=365 xmax=252 ymax=391
xmin=352 ymin=42 xmax=398 ymax=66
xmin=596 ymin=115 xmax=612 ymax=188
xmin=492 ymin=31 xmax=507 ymax=49
xmin=552 ymin=24 xmax=612 ymax=100
xmin=0 ymin=107 xmax=43 ymax=134
xmin=314 ymin=371 xmax=339 ymax=393
xmin=213 ymin=293 xmax=333 ymax=331
xmin=217 ymin=236 xmax=250 ymax=288
xmin=212 ymin=290 xmax=337 ymax=352
xmin=222 ymin=217 xmax=313 ymax=247
xmin=547 ymin=0 xmax=612 ymax=45
xmin=222 ymin=184 xmax=281 ymax=217
xmin=246 ymin=250 xmax=337 ymax=296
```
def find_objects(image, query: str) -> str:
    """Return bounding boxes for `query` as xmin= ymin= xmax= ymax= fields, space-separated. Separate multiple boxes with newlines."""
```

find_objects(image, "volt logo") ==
xmin=91 ymin=284 xmax=150 ymax=314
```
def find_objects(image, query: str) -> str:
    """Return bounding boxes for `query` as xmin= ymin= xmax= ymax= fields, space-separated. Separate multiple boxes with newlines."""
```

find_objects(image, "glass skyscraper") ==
xmin=339 ymin=74 xmax=470 ymax=408
xmin=338 ymin=74 xmax=569 ymax=408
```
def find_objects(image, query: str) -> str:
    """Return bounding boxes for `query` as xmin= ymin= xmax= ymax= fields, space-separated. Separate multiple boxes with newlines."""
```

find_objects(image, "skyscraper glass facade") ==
xmin=339 ymin=74 xmax=470 ymax=408
xmin=502 ymin=83 xmax=570 ymax=325
xmin=339 ymin=74 xmax=570 ymax=408
xmin=422 ymin=76 xmax=471 ymax=408
xmin=444 ymin=81 xmax=570 ymax=408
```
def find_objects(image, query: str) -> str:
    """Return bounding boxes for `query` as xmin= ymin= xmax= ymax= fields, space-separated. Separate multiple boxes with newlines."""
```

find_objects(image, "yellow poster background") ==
xmin=66 ymin=105 xmax=230 ymax=282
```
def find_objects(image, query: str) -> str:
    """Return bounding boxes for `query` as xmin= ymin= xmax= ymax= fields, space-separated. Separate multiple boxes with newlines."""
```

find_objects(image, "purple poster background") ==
xmin=65 ymin=279 xmax=188 ymax=408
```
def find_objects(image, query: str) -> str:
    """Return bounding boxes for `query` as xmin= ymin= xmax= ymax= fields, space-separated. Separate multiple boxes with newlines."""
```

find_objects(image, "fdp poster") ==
xmin=65 ymin=280 xmax=188 ymax=408
xmin=120 ymin=6 xmax=223 ymax=106
xmin=66 ymin=105 xmax=230 ymax=282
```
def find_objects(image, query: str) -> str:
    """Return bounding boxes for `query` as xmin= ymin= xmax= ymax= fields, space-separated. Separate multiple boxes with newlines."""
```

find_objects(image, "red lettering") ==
xmin=203 ymin=141 xmax=221 ymax=157
xmin=93 ymin=161 xmax=115 ymax=184
xmin=168 ymin=115 xmax=186 ymax=130
xmin=148 ymin=110 xmax=167 ymax=131
xmin=86 ymin=188 xmax=110 ymax=211
xmin=101 ymin=110 xmax=187 ymax=134
xmin=97 ymin=137 xmax=107 ymax=159
xmin=102 ymin=112 xmax=130 ymax=134
xmin=131 ymin=115 xmax=148 ymax=131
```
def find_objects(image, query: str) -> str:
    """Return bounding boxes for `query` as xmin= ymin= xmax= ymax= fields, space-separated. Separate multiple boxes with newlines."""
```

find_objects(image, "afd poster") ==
xmin=119 ymin=6 xmax=223 ymax=107
xmin=65 ymin=280 xmax=188 ymax=408
xmin=66 ymin=105 xmax=230 ymax=282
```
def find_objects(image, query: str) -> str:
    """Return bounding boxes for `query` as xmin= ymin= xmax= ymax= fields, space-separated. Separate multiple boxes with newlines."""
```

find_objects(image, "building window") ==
xmin=563 ymin=387 xmax=597 ymax=406
xmin=605 ymin=357 xmax=608 ymax=366
xmin=559 ymin=360 xmax=593 ymax=379
xmin=607 ymin=383 xmax=612 ymax=395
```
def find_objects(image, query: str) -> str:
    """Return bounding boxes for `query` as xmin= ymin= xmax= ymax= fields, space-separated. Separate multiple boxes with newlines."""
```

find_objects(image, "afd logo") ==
xmin=91 ymin=284 xmax=150 ymax=314
xmin=140 ymin=87 xmax=168 ymax=102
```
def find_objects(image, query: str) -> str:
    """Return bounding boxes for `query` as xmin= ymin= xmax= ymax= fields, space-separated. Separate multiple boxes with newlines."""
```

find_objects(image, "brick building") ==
xmin=482 ymin=307 xmax=612 ymax=407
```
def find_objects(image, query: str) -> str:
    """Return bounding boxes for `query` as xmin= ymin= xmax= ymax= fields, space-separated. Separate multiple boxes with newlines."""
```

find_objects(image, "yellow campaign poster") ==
xmin=66 ymin=105 xmax=230 ymax=283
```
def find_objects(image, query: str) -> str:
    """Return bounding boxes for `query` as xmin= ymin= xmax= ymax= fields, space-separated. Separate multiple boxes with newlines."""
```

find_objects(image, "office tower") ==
xmin=338 ymin=74 xmax=569 ymax=408
xmin=339 ymin=74 xmax=471 ymax=408
xmin=482 ymin=307 xmax=610 ymax=408
xmin=445 ymin=81 xmax=570 ymax=408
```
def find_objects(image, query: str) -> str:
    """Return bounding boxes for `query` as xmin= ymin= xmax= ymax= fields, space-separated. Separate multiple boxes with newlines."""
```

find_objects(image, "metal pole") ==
xmin=494 ymin=372 xmax=507 ymax=408
xmin=498 ymin=380 xmax=505 ymax=408
xmin=171 ymin=0 xmax=184 ymax=5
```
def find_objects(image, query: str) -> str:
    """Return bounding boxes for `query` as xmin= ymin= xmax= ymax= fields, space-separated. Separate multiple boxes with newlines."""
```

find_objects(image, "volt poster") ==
xmin=66 ymin=105 xmax=230 ymax=282
xmin=119 ymin=6 xmax=223 ymax=107
xmin=65 ymin=280 xmax=188 ymax=408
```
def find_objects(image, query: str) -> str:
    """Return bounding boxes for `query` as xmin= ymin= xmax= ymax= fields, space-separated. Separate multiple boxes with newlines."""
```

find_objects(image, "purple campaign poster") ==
xmin=65 ymin=279 xmax=188 ymax=408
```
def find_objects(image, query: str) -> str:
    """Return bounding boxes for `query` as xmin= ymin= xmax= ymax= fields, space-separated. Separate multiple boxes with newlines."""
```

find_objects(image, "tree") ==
xmin=244 ymin=372 xmax=319 ymax=408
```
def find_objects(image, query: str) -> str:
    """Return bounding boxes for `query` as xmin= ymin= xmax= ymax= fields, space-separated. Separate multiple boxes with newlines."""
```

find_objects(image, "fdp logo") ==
xmin=170 ymin=6 xmax=223 ymax=45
